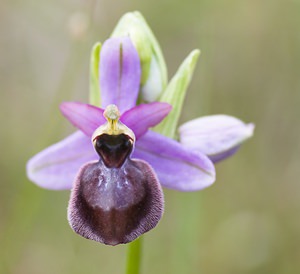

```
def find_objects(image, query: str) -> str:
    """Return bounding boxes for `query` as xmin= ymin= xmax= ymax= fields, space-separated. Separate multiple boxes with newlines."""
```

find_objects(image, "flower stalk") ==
xmin=126 ymin=237 xmax=142 ymax=274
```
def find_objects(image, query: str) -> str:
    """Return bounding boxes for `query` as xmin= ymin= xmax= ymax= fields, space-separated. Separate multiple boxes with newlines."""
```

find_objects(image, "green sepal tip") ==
xmin=89 ymin=42 xmax=102 ymax=106
xmin=154 ymin=49 xmax=201 ymax=138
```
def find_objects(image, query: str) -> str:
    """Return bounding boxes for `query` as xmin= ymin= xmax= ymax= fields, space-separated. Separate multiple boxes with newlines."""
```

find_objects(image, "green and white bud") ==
xmin=111 ymin=11 xmax=168 ymax=102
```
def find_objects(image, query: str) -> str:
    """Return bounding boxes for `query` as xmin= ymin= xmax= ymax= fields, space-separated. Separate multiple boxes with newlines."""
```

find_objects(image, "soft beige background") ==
xmin=1 ymin=0 xmax=299 ymax=273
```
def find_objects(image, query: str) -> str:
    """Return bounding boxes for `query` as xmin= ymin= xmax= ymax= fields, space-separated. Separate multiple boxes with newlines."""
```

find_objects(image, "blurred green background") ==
xmin=1 ymin=0 xmax=300 ymax=273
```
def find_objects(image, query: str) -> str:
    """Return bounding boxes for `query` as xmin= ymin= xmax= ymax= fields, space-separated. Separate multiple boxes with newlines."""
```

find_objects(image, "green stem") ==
xmin=125 ymin=237 xmax=142 ymax=274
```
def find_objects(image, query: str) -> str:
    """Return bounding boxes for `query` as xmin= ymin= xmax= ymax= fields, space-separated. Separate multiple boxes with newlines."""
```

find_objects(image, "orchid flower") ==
xmin=26 ymin=13 xmax=254 ymax=246
xmin=26 ymin=37 xmax=216 ymax=245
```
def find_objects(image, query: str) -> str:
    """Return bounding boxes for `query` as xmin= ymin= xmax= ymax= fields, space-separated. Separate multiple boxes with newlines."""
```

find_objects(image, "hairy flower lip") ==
xmin=68 ymin=158 xmax=164 ymax=245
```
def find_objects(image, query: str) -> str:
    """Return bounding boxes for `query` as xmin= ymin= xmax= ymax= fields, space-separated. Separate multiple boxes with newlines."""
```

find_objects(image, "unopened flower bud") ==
xmin=111 ymin=11 xmax=167 ymax=102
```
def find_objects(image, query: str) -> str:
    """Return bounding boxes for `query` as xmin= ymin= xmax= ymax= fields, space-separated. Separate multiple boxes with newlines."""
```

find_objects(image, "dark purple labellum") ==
xmin=68 ymin=133 xmax=164 ymax=245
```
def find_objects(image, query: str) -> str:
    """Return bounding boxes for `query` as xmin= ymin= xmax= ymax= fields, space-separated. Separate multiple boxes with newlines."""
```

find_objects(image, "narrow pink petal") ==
xmin=26 ymin=131 xmax=97 ymax=190
xmin=133 ymin=131 xmax=215 ymax=191
xmin=60 ymin=102 xmax=105 ymax=137
xmin=100 ymin=37 xmax=141 ymax=114
xmin=121 ymin=102 xmax=172 ymax=139
xmin=179 ymin=115 xmax=254 ymax=162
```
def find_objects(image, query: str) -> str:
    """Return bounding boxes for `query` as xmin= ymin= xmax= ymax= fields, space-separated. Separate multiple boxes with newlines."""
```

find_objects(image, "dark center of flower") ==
xmin=95 ymin=133 xmax=133 ymax=168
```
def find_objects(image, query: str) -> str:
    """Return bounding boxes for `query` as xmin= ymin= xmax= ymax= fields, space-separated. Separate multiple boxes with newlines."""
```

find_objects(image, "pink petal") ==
xmin=121 ymin=102 xmax=172 ymax=139
xmin=60 ymin=102 xmax=105 ymax=137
